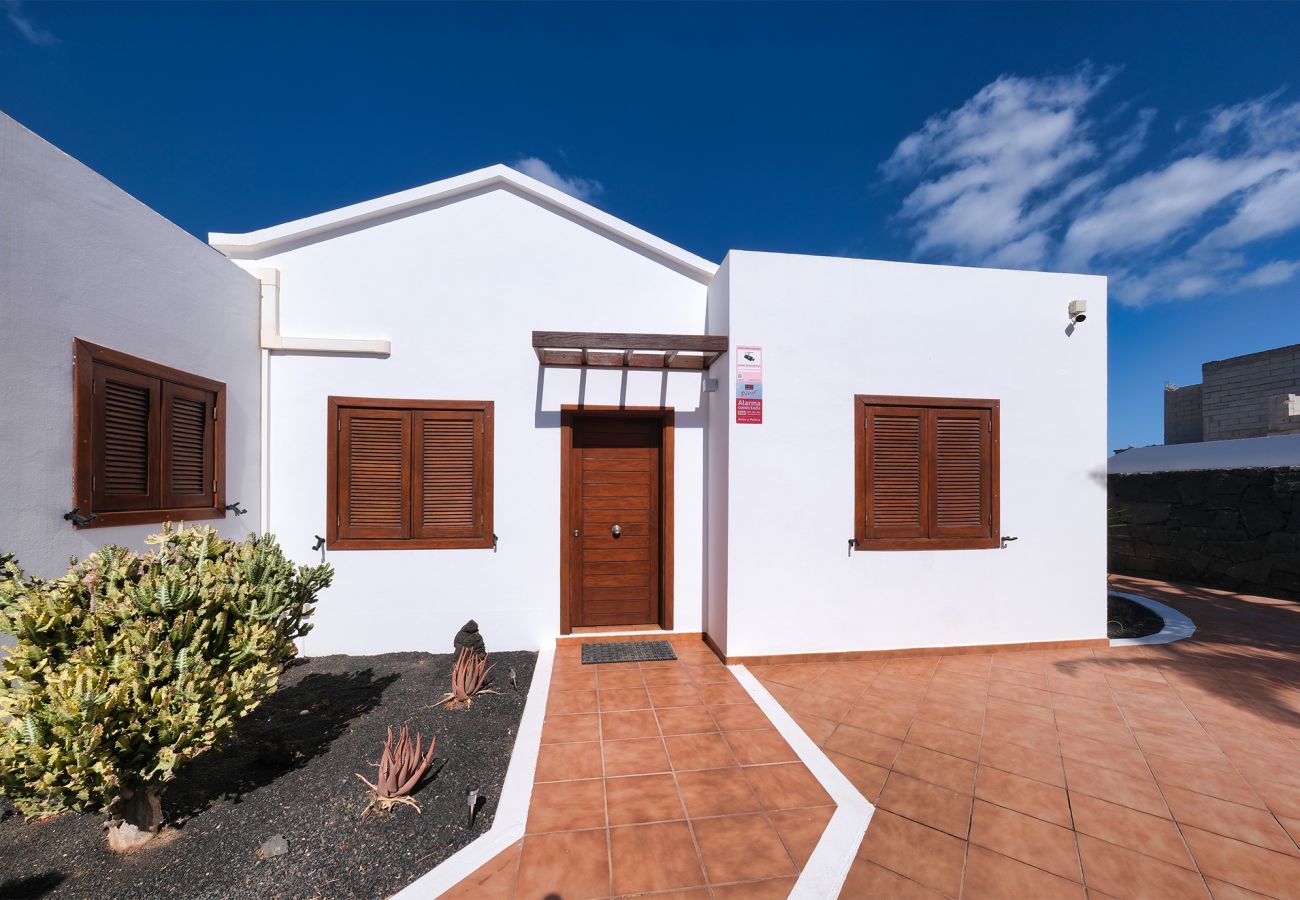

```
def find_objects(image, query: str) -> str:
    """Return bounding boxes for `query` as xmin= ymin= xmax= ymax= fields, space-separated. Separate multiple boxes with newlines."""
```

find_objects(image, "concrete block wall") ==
xmin=1163 ymin=383 xmax=1203 ymax=444
xmin=1269 ymin=393 xmax=1300 ymax=435
xmin=1201 ymin=344 xmax=1300 ymax=441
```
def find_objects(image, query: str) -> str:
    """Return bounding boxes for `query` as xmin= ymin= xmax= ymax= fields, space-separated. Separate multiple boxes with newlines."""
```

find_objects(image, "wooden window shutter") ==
xmin=337 ymin=408 xmax=410 ymax=540
xmin=931 ymin=408 xmax=992 ymax=540
xmin=413 ymin=409 xmax=484 ymax=541
xmin=863 ymin=405 xmax=926 ymax=541
xmin=161 ymin=382 xmax=217 ymax=509
xmin=91 ymin=363 xmax=161 ymax=512
xmin=856 ymin=395 xmax=999 ymax=550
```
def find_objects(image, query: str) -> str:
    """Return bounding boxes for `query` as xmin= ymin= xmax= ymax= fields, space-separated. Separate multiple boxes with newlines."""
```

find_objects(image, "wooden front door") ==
xmin=568 ymin=415 xmax=662 ymax=628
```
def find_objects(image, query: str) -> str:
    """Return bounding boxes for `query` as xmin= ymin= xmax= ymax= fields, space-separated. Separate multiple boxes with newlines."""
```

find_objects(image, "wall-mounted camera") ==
xmin=1068 ymin=299 xmax=1087 ymax=325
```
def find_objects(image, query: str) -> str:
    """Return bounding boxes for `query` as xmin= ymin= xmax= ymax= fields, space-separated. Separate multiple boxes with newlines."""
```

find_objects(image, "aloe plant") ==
xmin=436 ymin=648 xmax=497 ymax=710
xmin=357 ymin=724 xmax=437 ymax=814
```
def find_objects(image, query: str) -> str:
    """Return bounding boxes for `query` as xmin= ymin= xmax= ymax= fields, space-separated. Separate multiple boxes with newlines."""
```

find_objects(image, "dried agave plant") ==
xmin=356 ymin=724 xmax=437 ymax=815
xmin=436 ymin=648 xmax=497 ymax=709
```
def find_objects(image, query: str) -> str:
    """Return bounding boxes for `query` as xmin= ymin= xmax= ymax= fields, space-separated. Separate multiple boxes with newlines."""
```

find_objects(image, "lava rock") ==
xmin=258 ymin=834 xmax=288 ymax=860
xmin=453 ymin=619 xmax=486 ymax=658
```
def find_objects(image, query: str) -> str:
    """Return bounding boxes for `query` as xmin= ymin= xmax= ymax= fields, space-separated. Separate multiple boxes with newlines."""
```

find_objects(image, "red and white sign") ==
xmin=735 ymin=345 xmax=763 ymax=424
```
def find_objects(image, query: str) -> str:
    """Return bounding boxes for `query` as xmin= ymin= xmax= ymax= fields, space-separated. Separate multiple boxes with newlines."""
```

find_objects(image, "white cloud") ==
xmin=513 ymin=157 xmax=603 ymax=202
xmin=884 ymin=70 xmax=1300 ymax=306
xmin=3 ymin=0 xmax=56 ymax=46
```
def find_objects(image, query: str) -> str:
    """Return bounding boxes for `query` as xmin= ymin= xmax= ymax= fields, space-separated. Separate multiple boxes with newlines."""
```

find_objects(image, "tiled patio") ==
xmin=754 ymin=576 xmax=1300 ymax=899
xmin=444 ymin=639 xmax=835 ymax=899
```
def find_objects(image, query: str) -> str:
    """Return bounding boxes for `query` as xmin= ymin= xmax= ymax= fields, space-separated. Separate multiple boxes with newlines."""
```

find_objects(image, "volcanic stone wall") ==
xmin=1109 ymin=467 xmax=1300 ymax=600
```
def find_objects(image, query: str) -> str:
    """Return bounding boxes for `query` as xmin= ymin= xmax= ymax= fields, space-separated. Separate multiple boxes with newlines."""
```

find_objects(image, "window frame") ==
xmin=854 ymin=394 xmax=1000 ymax=551
xmin=72 ymin=338 xmax=226 ymax=528
xmin=326 ymin=396 xmax=494 ymax=550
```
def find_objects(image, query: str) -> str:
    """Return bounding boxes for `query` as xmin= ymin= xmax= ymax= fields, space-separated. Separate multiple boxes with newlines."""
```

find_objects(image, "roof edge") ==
xmin=208 ymin=163 xmax=717 ymax=284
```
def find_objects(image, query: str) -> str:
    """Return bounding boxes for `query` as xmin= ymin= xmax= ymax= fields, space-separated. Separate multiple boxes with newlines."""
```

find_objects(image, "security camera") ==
xmin=1068 ymin=299 xmax=1087 ymax=324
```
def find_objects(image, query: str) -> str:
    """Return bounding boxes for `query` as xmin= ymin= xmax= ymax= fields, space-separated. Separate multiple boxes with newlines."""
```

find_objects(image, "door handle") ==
xmin=573 ymin=529 xmax=580 ymax=537
xmin=611 ymin=524 xmax=622 ymax=537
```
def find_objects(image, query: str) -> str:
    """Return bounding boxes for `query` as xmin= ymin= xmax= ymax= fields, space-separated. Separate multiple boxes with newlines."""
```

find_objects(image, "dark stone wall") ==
xmin=1109 ymin=468 xmax=1300 ymax=601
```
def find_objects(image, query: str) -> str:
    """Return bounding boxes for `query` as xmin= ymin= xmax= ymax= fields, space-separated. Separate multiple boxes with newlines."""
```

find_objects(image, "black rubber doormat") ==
xmin=581 ymin=640 xmax=677 ymax=664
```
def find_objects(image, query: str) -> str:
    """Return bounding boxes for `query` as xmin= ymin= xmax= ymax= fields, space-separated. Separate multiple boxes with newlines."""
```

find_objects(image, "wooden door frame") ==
xmin=560 ymin=405 xmax=674 ymax=635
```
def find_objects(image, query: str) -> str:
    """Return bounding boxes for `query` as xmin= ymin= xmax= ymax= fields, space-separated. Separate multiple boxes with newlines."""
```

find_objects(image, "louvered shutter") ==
xmin=161 ymin=381 xmax=216 ymax=509
xmin=91 ymin=364 xmax=160 ymax=512
xmin=931 ymin=408 xmax=991 ymax=539
xmin=412 ymin=409 xmax=483 ymax=540
xmin=863 ymin=405 xmax=926 ymax=540
xmin=337 ymin=408 xmax=410 ymax=540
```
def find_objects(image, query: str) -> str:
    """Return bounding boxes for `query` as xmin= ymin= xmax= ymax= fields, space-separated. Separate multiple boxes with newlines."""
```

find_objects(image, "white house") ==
xmin=2 ymin=111 xmax=1109 ymax=662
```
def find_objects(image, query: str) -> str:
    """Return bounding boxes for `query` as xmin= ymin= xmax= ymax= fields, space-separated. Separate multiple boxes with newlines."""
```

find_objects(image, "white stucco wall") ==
xmin=0 ymin=113 xmax=261 ymax=591
xmin=245 ymin=186 xmax=711 ymax=654
xmin=719 ymin=251 xmax=1108 ymax=657
xmin=703 ymin=258 xmax=731 ymax=654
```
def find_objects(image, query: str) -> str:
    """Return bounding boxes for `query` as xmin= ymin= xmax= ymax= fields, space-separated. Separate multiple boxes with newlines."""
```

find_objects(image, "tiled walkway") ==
xmin=445 ymin=640 xmax=835 ymax=899
xmin=755 ymin=576 xmax=1300 ymax=899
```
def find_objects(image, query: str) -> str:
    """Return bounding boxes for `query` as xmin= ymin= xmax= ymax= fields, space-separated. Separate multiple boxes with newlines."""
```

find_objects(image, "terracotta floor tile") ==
xmin=516 ymin=829 xmax=610 ymax=900
xmin=975 ymin=764 xmax=1072 ymax=828
xmin=982 ymin=717 xmax=1061 ymax=755
xmin=605 ymin=772 xmax=686 ymax=826
xmin=963 ymin=845 xmax=1086 ymax=899
xmin=712 ymin=702 xmax=772 ymax=731
xmin=692 ymin=814 xmax=797 ymax=884
xmin=609 ymin=821 xmax=705 ymax=895
xmin=712 ymin=876 xmax=797 ymax=898
xmin=441 ymin=841 xmax=520 ymax=900
xmin=826 ymin=749 xmax=890 ymax=802
xmin=542 ymin=713 xmax=601 ymax=745
xmin=548 ymin=688 xmax=599 ymax=716
xmin=600 ymin=685 xmax=651 ymax=711
xmin=745 ymin=761 xmax=834 ymax=811
xmin=1161 ymin=785 xmax=1298 ymax=857
xmin=892 ymin=743 xmax=977 ymax=795
xmin=916 ymin=699 xmax=986 ymax=735
xmin=724 ymin=728 xmax=799 ymax=766
xmin=598 ymin=667 xmax=647 ymax=689
xmin=988 ymin=680 xmax=1055 ymax=709
xmin=878 ymin=771 xmax=973 ymax=839
xmin=824 ymin=723 xmax=903 ymax=768
xmin=990 ymin=665 xmax=1048 ymax=690
xmin=1203 ymin=877 xmax=1275 ymax=900
xmin=857 ymin=809 xmax=967 ymax=898
xmin=1145 ymin=754 xmax=1263 ymax=808
xmin=535 ymin=740 xmax=604 ymax=782
xmin=906 ymin=719 xmax=982 ymax=762
xmin=649 ymin=682 xmax=705 ymax=708
xmin=551 ymin=669 xmax=598 ymax=691
xmin=700 ymin=681 xmax=753 ymax=706
xmin=1181 ymin=824 xmax=1300 ymax=898
xmin=603 ymin=736 xmax=671 ymax=777
xmin=665 ymin=732 xmax=738 ymax=771
xmin=1133 ymin=730 xmax=1228 ymax=767
xmin=1068 ymin=793 xmax=1196 ymax=870
xmin=657 ymin=705 xmax=720 ymax=735
xmin=1057 ymin=731 xmax=1148 ymax=775
xmin=839 ymin=858 xmax=947 ymax=899
xmin=643 ymin=666 xmax=694 ymax=686
xmin=685 ymin=662 xmax=734 ymax=684
xmin=600 ymin=708 xmax=660 ymax=741
xmin=677 ymin=766 xmax=764 ymax=818
xmin=1243 ymin=779 xmax=1299 ymax=817
xmin=764 ymin=663 xmax=829 ymax=688
xmin=770 ymin=805 xmax=835 ymax=868
xmin=792 ymin=712 xmax=840 ymax=746
xmin=1062 ymin=756 xmax=1170 ymax=818
xmin=526 ymin=778 xmax=606 ymax=833
xmin=969 ymin=799 xmax=1082 ymax=882
xmin=978 ymin=736 xmax=1066 ymax=787
xmin=1076 ymin=834 xmax=1211 ymax=900
xmin=842 ymin=700 xmax=916 ymax=740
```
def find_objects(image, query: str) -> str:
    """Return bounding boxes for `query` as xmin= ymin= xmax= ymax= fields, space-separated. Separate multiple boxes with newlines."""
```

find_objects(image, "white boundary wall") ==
xmin=0 ymin=112 xmax=261 ymax=588
xmin=715 ymin=251 xmax=1109 ymax=657
xmin=1108 ymin=433 xmax=1300 ymax=474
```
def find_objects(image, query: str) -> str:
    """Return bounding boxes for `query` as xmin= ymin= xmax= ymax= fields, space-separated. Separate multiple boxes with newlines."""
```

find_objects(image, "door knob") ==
xmin=573 ymin=529 xmax=580 ymax=537
xmin=611 ymin=524 xmax=622 ymax=537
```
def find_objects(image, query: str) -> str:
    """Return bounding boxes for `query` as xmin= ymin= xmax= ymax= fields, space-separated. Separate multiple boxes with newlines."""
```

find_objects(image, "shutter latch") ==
xmin=1000 ymin=535 xmax=1019 ymax=549
xmin=847 ymin=537 xmax=858 ymax=556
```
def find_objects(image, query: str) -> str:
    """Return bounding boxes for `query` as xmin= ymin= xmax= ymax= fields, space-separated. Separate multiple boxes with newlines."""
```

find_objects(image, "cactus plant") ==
xmin=356 ymin=724 xmax=437 ymax=814
xmin=436 ymin=647 xmax=497 ymax=709
xmin=0 ymin=525 xmax=332 ymax=850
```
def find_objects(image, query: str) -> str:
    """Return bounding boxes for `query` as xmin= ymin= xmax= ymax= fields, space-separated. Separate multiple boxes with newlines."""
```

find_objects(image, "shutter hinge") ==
xmin=213 ymin=479 xmax=217 ymax=493
xmin=92 ymin=476 xmax=96 ymax=491
xmin=336 ymin=514 xmax=340 ymax=527
xmin=213 ymin=405 xmax=218 ymax=421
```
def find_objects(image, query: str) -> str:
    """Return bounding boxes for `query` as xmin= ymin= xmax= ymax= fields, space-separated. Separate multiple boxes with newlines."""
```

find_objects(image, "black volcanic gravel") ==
xmin=0 ymin=650 xmax=536 ymax=899
xmin=1107 ymin=593 xmax=1165 ymax=639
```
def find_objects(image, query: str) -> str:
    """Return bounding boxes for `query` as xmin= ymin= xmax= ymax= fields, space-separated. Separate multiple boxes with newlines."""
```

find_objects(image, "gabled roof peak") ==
xmin=209 ymin=163 xmax=716 ymax=283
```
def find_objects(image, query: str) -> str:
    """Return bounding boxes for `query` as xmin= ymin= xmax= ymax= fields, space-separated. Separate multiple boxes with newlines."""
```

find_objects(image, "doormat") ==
xmin=581 ymin=640 xmax=677 ymax=664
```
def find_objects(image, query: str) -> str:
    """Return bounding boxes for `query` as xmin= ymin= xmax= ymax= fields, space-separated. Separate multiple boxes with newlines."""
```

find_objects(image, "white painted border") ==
xmin=1108 ymin=591 xmax=1197 ymax=647
xmin=393 ymin=644 xmax=554 ymax=898
xmin=730 ymin=665 xmax=874 ymax=899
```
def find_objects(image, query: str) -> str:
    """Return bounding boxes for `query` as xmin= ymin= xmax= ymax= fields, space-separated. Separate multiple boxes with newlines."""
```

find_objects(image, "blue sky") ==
xmin=4 ymin=2 xmax=1299 ymax=450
